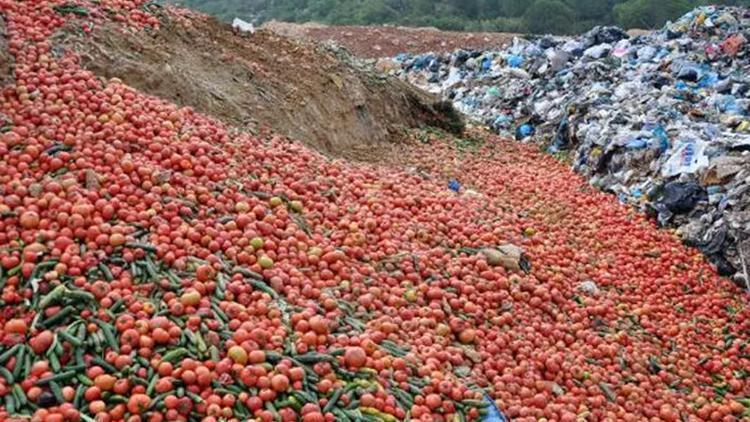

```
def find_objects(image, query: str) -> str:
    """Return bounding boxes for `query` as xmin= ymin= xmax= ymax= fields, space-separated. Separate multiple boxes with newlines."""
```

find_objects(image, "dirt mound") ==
xmin=53 ymin=12 xmax=461 ymax=160
xmin=264 ymin=21 xmax=518 ymax=58
xmin=0 ymin=17 xmax=13 ymax=86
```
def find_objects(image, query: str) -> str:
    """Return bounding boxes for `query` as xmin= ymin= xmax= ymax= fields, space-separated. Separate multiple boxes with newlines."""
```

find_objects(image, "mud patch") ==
xmin=54 ymin=13 xmax=461 ymax=160
xmin=0 ymin=16 xmax=14 ymax=86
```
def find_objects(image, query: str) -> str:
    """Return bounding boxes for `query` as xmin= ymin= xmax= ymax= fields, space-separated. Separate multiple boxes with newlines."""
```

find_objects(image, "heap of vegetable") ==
xmin=0 ymin=0 xmax=749 ymax=422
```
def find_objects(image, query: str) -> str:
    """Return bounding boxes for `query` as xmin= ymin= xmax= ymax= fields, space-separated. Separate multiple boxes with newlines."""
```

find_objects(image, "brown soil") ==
xmin=263 ymin=21 xmax=518 ymax=59
xmin=0 ymin=17 xmax=14 ymax=86
xmin=53 ymin=12 xmax=462 ymax=161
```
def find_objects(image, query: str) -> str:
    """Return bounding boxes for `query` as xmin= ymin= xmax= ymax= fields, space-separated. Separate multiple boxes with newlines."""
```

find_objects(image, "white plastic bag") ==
xmin=232 ymin=18 xmax=255 ymax=33
xmin=661 ymin=139 xmax=709 ymax=177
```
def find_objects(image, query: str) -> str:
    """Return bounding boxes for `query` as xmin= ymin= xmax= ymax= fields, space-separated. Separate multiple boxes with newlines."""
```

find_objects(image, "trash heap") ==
xmin=391 ymin=6 xmax=750 ymax=283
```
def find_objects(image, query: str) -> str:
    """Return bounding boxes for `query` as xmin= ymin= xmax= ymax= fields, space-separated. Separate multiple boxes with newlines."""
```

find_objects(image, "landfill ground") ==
xmin=262 ymin=21 xmax=518 ymax=59
xmin=0 ymin=1 xmax=749 ymax=422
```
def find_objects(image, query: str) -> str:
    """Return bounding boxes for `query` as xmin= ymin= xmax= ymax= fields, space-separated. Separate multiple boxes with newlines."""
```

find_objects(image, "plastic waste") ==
xmin=584 ymin=44 xmax=612 ymax=59
xmin=651 ymin=125 xmax=670 ymax=152
xmin=412 ymin=54 xmax=435 ymax=70
xmin=482 ymin=394 xmax=509 ymax=422
xmin=650 ymin=181 xmax=707 ymax=226
xmin=612 ymin=40 xmax=630 ymax=58
xmin=394 ymin=5 xmax=750 ymax=280
xmin=448 ymin=179 xmax=461 ymax=193
xmin=721 ymin=33 xmax=746 ymax=56
xmin=626 ymin=139 xmax=648 ymax=149
xmin=547 ymin=49 xmax=569 ymax=72
xmin=453 ymin=50 xmax=469 ymax=66
xmin=507 ymin=55 xmax=524 ymax=68
xmin=584 ymin=26 xmax=628 ymax=46
xmin=656 ymin=181 xmax=707 ymax=214
xmin=232 ymin=18 xmax=255 ymax=33
xmin=675 ymin=62 xmax=704 ymax=82
xmin=661 ymin=140 xmax=709 ymax=178
xmin=579 ymin=280 xmax=600 ymax=296
xmin=515 ymin=123 xmax=535 ymax=140
xmin=549 ymin=117 xmax=571 ymax=152
xmin=481 ymin=245 xmax=531 ymax=273
xmin=481 ymin=57 xmax=492 ymax=71
xmin=637 ymin=45 xmax=658 ymax=61
xmin=490 ymin=114 xmax=512 ymax=132
xmin=486 ymin=87 xmax=500 ymax=97
xmin=702 ymin=156 xmax=745 ymax=185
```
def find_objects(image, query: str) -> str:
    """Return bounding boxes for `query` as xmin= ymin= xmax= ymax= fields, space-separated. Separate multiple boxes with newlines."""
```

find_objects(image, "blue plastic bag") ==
xmin=626 ymin=139 xmax=648 ymax=149
xmin=548 ymin=117 xmax=570 ymax=153
xmin=413 ymin=54 xmax=435 ymax=70
xmin=490 ymin=114 xmax=512 ymax=132
xmin=698 ymin=72 xmax=719 ymax=88
xmin=448 ymin=179 xmax=461 ymax=193
xmin=481 ymin=57 xmax=493 ymax=71
xmin=651 ymin=125 xmax=670 ymax=152
xmin=482 ymin=394 xmax=508 ymax=422
xmin=717 ymin=95 xmax=744 ymax=115
xmin=515 ymin=123 xmax=535 ymax=140
xmin=507 ymin=55 xmax=524 ymax=68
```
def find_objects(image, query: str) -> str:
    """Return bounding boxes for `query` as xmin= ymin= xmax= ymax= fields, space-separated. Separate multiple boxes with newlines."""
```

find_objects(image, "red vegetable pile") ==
xmin=0 ymin=1 xmax=749 ymax=422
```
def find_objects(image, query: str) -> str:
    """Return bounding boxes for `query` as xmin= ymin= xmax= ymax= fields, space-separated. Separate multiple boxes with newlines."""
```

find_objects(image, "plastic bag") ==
xmin=515 ymin=124 xmax=535 ymax=140
xmin=507 ymin=55 xmax=524 ymax=68
xmin=584 ymin=44 xmax=612 ymax=59
xmin=650 ymin=181 xmax=706 ymax=225
xmin=482 ymin=394 xmax=509 ymax=422
xmin=549 ymin=117 xmax=571 ymax=153
xmin=232 ymin=18 xmax=255 ymax=33
xmin=661 ymin=139 xmax=709 ymax=177
xmin=721 ymin=33 xmax=746 ymax=56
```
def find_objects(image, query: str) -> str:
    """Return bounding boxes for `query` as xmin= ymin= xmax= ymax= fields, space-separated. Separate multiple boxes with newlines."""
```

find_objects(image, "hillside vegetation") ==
xmin=174 ymin=0 xmax=750 ymax=34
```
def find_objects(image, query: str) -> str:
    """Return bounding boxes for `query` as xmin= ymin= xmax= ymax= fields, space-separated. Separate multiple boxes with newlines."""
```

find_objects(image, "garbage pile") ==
xmin=392 ymin=6 xmax=750 ymax=283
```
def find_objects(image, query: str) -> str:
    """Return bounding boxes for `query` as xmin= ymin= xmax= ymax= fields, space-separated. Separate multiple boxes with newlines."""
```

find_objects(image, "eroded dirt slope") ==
xmin=0 ymin=16 xmax=14 ymax=86
xmin=53 ymin=12 xmax=461 ymax=160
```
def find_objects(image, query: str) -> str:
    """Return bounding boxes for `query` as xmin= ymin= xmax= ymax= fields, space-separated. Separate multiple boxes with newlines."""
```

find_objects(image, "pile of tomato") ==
xmin=0 ymin=0 xmax=749 ymax=421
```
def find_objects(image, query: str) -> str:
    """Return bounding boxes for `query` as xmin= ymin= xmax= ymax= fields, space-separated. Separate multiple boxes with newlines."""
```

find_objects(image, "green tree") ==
xmin=459 ymin=0 xmax=481 ymax=18
xmin=566 ymin=0 xmax=613 ymax=22
xmin=497 ymin=0 xmax=531 ymax=17
xmin=304 ymin=0 xmax=339 ymax=22
xmin=355 ymin=0 xmax=398 ymax=24
xmin=614 ymin=0 xmax=692 ymax=28
xmin=523 ymin=0 xmax=575 ymax=34
xmin=478 ymin=0 xmax=502 ymax=16
xmin=408 ymin=0 xmax=434 ymax=15
xmin=172 ymin=0 xmax=743 ymax=35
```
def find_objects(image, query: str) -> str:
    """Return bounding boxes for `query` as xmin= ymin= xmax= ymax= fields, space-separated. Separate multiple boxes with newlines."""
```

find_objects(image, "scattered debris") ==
xmin=480 ymin=245 xmax=531 ymax=273
xmin=578 ymin=280 xmax=600 ymax=296
xmin=231 ymin=17 xmax=255 ymax=33
xmin=394 ymin=6 xmax=750 ymax=281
